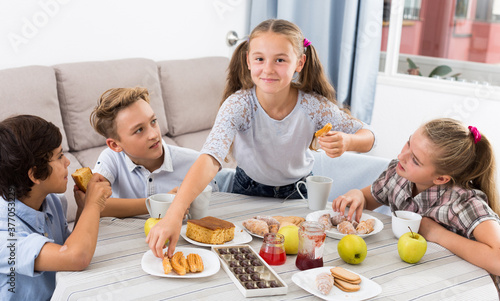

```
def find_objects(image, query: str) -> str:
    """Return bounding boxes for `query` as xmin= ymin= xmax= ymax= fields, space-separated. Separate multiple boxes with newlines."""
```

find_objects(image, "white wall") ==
xmin=0 ymin=0 xmax=250 ymax=69
xmin=369 ymin=78 xmax=500 ymax=180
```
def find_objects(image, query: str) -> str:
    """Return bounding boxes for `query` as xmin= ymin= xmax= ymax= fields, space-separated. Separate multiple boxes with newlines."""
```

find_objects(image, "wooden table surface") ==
xmin=52 ymin=192 xmax=498 ymax=300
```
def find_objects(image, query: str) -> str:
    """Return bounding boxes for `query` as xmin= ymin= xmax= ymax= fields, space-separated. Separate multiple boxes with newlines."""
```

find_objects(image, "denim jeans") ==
xmin=231 ymin=166 xmax=310 ymax=200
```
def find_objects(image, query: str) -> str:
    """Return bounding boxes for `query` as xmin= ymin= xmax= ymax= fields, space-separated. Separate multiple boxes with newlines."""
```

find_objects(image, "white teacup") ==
xmin=296 ymin=175 xmax=333 ymax=210
xmin=189 ymin=185 xmax=212 ymax=219
xmin=392 ymin=210 xmax=422 ymax=238
xmin=145 ymin=193 xmax=175 ymax=218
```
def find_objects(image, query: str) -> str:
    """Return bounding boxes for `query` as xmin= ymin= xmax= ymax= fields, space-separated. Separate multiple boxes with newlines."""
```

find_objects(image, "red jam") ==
xmin=259 ymin=233 xmax=286 ymax=265
xmin=295 ymin=221 xmax=326 ymax=270
xmin=259 ymin=246 xmax=286 ymax=265
xmin=295 ymin=252 xmax=324 ymax=270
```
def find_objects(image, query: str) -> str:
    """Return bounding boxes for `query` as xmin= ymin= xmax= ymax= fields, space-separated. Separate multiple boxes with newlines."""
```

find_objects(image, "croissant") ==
xmin=318 ymin=213 xmax=333 ymax=230
xmin=356 ymin=219 xmax=375 ymax=234
xmin=315 ymin=272 xmax=334 ymax=295
xmin=243 ymin=219 xmax=269 ymax=236
xmin=330 ymin=214 xmax=347 ymax=226
xmin=337 ymin=221 xmax=356 ymax=234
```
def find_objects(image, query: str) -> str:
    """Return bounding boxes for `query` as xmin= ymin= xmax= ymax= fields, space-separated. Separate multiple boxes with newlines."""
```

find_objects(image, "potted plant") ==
xmin=406 ymin=58 xmax=461 ymax=79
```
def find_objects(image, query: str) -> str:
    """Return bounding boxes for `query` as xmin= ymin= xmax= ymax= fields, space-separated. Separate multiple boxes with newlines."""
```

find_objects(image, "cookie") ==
xmin=334 ymin=278 xmax=361 ymax=292
xmin=273 ymin=216 xmax=305 ymax=226
xmin=330 ymin=267 xmax=361 ymax=284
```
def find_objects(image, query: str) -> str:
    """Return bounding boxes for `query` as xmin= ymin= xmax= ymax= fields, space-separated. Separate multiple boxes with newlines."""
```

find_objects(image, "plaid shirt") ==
xmin=372 ymin=159 xmax=500 ymax=294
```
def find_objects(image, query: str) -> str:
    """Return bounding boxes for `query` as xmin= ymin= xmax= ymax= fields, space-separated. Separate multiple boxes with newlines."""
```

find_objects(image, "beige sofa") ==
xmin=0 ymin=57 xmax=232 ymax=223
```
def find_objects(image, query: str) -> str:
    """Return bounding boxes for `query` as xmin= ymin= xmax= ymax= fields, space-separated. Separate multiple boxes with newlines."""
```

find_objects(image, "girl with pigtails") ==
xmin=147 ymin=19 xmax=375 ymax=258
xmin=332 ymin=118 xmax=500 ymax=294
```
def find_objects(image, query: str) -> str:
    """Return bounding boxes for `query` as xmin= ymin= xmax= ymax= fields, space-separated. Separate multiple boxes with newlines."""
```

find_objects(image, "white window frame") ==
xmin=378 ymin=0 xmax=500 ymax=101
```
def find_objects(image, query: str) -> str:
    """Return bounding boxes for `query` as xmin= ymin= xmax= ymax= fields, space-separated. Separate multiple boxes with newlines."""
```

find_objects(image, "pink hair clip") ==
xmin=303 ymin=38 xmax=311 ymax=48
xmin=468 ymin=126 xmax=481 ymax=144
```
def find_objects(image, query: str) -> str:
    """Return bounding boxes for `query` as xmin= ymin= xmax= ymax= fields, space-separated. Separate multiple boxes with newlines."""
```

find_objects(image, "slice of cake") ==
xmin=186 ymin=216 xmax=235 ymax=244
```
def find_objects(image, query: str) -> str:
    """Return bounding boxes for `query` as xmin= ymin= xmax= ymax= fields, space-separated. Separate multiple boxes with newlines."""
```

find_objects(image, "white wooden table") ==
xmin=52 ymin=192 xmax=498 ymax=300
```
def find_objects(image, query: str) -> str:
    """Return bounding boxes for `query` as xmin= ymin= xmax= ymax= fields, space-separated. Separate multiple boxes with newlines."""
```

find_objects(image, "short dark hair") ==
xmin=0 ymin=115 xmax=62 ymax=200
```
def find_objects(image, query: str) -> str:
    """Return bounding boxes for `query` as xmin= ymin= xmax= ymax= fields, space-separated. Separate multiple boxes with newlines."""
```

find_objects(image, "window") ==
xmin=380 ymin=0 xmax=500 ymax=97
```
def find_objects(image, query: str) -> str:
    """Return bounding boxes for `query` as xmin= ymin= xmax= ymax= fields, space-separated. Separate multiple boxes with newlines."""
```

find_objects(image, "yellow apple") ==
xmin=337 ymin=234 xmax=367 ymax=264
xmin=398 ymin=231 xmax=427 ymax=264
xmin=144 ymin=218 xmax=169 ymax=245
xmin=278 ymin=225 xmax=299 ymax=254
xmin=144 ymin=218 xmax=160 ymax=237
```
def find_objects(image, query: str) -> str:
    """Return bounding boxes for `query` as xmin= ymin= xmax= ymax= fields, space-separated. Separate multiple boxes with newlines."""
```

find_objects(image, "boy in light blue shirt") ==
xmin=90 ymin=87 xmax=231 ymax=218
xmin=0 ymin=115 xmax=111 ymax=300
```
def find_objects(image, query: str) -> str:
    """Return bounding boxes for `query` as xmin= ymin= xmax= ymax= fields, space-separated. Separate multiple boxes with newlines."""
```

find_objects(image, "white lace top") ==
xmin=201 ymin=87 xmax=366 ymax=186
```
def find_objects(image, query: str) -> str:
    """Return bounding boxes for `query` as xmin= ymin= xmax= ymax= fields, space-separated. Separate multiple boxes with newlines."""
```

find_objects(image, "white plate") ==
xmin=292 ymin=266 xmax=382 ymax=300
xmin=181 ymin=225 xmax=252 ymax=247
xmin=141 ymin=247 xmax=220 ymax=278
xmin=306 ymin=210 xmax=383 ymax=240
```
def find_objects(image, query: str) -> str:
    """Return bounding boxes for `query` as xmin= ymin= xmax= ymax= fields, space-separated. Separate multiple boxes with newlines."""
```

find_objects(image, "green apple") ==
xmin=278 ymin=225 xmax=299 ymax=254
xmin=398 ymin=230 xmax=427 ymax=264
xmin=337 ymin=234 xmax=367 ymax=264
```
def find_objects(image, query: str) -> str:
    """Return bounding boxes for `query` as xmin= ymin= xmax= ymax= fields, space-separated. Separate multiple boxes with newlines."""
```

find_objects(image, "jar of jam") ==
xmin=295 ymin=221 xmax=326 ymax=270
xmin=259 ymin=233 xmax=286 ymax=265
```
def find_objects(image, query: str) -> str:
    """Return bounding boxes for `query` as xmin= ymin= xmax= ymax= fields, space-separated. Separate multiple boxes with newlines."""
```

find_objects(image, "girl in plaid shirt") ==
xmin=332 ymin=118 xmax=500 ymax=294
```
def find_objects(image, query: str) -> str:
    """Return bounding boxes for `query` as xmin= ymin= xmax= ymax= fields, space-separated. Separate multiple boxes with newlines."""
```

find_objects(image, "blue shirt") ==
xmin=94 ymin=139 xmax=217 ymax=198
xmin=0 ymin=194 xmax=71 ymax=301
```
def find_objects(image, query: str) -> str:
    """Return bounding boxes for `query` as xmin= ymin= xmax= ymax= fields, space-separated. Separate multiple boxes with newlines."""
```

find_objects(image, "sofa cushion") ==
xmin=158 ymin=57 xmax=228 ymax=136
xmin=0 ymin=65 xmax=69 ymax=151
xmin=171 ymin=129 xmax=212 ymax=152
xmin=312 ymin=151 xmax=391 ymax=201
xmin=172 ymin=129 xmax=236 ymax=168
xmin=54 ymin=58 xmax=168 ymax=152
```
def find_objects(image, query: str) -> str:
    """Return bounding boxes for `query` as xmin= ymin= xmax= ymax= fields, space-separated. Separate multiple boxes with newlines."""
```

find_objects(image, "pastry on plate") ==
xmin=337 ymin=221 xmax=356 ymax=235
xmin=273 ymin=216 xmax=305 ymax=227
xmin=186 ymin=216 xmax=235 ymax=244
xmin=315 ymin=272 xmax=334 ymax=295
xmin=356 ymin=219 xmax=375 ymax=234
xmin=187 ymin=253 xmax=204 ymax=273
xmin=318 ymin=213 xmax=333 ymax=230
xmin=243 ymin=218 xmax=269 ymax=236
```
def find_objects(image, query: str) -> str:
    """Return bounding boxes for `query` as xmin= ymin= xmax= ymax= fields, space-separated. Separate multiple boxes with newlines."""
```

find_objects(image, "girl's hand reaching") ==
xmin=146 ymin=206 xmax=184 ymax=258
xmin=319 ymin=131 xmax=351 ymax=158
xmin=332 ymin=189 xmax=365 ymax=223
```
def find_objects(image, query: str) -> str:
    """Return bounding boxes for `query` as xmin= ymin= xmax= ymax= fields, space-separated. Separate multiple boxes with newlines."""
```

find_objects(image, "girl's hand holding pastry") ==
xmin=319 ymin=131 xmax=351 ymax=158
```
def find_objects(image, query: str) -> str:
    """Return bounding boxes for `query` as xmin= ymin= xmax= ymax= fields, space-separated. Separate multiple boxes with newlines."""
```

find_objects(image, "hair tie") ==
xmin=468 ymin=126 xmax=481 ymax=144
xmin=303 ymin=38 xmax=311 ymax=48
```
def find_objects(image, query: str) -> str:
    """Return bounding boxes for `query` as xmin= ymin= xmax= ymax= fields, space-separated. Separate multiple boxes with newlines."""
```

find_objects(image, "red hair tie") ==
xmin=468 ymin=126 xmax=481 ymax=144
